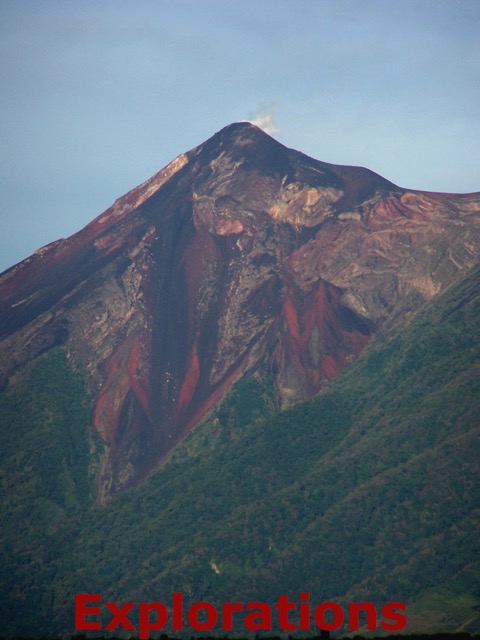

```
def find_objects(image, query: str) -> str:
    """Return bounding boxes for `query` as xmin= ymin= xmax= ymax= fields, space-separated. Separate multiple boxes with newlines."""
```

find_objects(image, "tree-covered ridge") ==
xmin=1 ymin=264 xmax=480 ymax=635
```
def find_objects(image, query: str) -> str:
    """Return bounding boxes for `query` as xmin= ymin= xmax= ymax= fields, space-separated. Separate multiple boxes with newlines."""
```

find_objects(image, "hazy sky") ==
xmin=1 ymin=0 xmax=479 ymax=273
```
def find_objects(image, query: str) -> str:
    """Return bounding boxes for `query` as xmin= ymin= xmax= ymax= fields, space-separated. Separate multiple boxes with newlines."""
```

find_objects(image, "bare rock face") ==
xmin=1 ymin=122 xmax=479 ymax=500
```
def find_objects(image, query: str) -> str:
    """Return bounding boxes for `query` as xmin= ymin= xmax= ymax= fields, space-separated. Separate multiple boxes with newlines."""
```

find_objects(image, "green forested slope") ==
xmin=1 ymin=265 xmax=480 ymax=635
xmin=0 ymin=349 xmax=92 ymax=631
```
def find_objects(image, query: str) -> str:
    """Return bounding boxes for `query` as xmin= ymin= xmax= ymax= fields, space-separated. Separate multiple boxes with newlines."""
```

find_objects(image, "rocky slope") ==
xmin=1 ymin=122 xmax=479 ymax=500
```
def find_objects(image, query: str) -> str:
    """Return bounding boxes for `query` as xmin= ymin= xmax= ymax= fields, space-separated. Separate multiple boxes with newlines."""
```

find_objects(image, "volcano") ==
xmin=1 ymin=122 xmax=479 ymax=500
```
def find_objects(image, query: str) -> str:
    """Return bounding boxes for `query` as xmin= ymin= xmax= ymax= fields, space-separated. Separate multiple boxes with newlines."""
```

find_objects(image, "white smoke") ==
xmin=250 ymin=113 xmax=279 ymax=134
xmin=247 ymin=106 xmax=279 ymax=135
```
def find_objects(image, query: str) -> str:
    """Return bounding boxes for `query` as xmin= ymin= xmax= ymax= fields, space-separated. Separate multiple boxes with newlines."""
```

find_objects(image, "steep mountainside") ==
xmin=1 ymin=257 xmax=479 ymax=636
xmin=0 ymin=122 xmax=479 ymax=501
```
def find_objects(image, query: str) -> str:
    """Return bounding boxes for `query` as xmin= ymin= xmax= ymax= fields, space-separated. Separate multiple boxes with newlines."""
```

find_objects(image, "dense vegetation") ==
xmin=0 ymin=348 xmax=92 ymax=632
xmin=1 ymin=265 xmax=480 ymax=636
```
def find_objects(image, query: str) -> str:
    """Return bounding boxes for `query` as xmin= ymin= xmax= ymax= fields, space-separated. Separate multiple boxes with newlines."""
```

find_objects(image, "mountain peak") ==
xmin=1 ymin=124 xmax=480 ymax=498
xmin=214 ymin=120 xmax=274 ymax=140
xmin=188 ymin=120 xmax=288 ymax=173
xmin=190 ymin=121 xmax=399 ymax=209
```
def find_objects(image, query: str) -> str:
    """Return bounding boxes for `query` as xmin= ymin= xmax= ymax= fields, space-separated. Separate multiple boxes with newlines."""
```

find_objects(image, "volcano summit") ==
xmin=1 ymin=122 xmax=479 ymax=500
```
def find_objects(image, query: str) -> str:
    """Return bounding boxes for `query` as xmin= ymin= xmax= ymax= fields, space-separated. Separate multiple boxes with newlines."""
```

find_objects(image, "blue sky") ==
xmin=1 ymin=0 xmax=479 ymax=273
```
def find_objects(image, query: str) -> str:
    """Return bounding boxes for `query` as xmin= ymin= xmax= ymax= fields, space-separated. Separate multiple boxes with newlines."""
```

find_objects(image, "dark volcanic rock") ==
xmin=1 ymin=122 xmax=479 ymax=499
